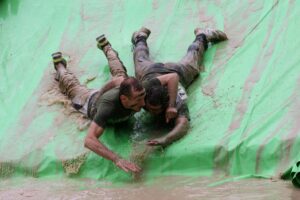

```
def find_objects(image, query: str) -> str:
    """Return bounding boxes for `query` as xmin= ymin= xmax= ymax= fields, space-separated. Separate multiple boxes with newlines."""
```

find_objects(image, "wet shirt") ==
xmin=142 ymin=63 xmax=188 ymax=87
xmin=88 ymin=87 xmax=135 ymax=128
xmin=142 ymin=63 xmax=191 ymax=87
xmin=142 ymin=77 xmax=190 ymax=121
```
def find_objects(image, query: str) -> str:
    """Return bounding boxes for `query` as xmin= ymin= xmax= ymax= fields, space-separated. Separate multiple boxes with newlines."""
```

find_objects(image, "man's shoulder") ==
xmin=99 ymin=87 xmax=120 ymax=102
xmin=93 ymin=87 xmax=119 ymax=113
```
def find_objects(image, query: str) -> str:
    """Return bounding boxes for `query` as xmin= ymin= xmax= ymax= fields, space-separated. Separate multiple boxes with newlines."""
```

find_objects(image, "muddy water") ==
xmin=0 ymin=176 xmax=299 ymax=200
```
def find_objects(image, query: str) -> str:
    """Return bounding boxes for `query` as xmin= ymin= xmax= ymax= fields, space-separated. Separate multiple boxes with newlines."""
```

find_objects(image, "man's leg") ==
xmin=180 ymin=27 xmax=228 ymax=71
xmin=96 ymin=35 xmax=128 ymax=79
xmin=52 ymin=52 xmax=92 ymax=112
xmin=165 ymin=28 xmax=227 ymax=87
xmin=164 ymin=35 xmax=207 ymax=87
xmin=131 ymin=27 xmax=154 ymax=81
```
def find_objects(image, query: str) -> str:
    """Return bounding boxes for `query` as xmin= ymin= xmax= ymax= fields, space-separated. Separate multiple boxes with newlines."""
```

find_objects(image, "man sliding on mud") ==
xmin=52 ymin=34 xmax=180 ymax=174
xmin=131 ymin=27 xmax=228 ymax=147
xmin=51 ymin=42 xmax=146 ymax=173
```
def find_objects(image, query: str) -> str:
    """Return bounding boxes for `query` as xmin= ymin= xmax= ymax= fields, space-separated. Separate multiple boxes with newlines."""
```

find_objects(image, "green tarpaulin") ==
xmin=1 ymin=0 xmax=300 ymax=187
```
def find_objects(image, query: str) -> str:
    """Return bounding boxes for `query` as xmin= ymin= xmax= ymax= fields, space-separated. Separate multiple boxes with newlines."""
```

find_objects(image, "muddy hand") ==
xmin=147 ymin=137 xmax=166 ymax=146
xmin=166 ymin=107 xmax=177 ymax=123
xmin=114 ymin=158 xmax=141 ymax=173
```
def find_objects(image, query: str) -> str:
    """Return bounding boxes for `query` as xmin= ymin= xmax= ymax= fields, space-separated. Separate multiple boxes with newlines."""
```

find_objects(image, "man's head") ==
xmin=119 ymin=77 xmax=145 ymax=112
xmin=144 ymin=85 xmax=169 ymax=115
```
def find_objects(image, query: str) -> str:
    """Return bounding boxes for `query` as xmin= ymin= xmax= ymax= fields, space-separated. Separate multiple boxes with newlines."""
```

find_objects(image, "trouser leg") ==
xmin=180 ymin=34 xmax=207 ymax=71
xmin=133 ymin=39 xmax=155 ymax=81
xmin=56 ymin=66 xmax=92 ymax=111
xmin=102 ymin=45 xmax=128 ymax=78
xmin=165 ymin=34 xmax=208 ymax=87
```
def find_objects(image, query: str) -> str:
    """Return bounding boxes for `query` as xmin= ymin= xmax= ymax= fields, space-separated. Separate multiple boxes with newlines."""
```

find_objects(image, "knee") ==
xmin=135 ymin=47 xmax=149 ymax=59
xmin=188 ymin=44 xmax=199 ymax=52
xmin=136 ymin=45 xmax=148 ymax=52
xmin=107 ymin=52 xmax=119 ymax=61
xmin=115 ymin=72 xmax=128 ymax=78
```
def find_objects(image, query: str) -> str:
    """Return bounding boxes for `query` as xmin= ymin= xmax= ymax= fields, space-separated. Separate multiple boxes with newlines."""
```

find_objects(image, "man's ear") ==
xmin=120 ymin=95 xmax=128 ymax=102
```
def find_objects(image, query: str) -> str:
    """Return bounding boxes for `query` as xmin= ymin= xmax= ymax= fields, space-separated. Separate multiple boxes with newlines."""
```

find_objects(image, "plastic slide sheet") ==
xmin=1 ymin=0 xmax=300 ymax=187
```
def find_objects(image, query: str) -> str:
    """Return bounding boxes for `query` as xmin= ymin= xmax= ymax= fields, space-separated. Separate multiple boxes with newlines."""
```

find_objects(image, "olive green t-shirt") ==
xmin=91 ymin=87 xmax=135 ymax=128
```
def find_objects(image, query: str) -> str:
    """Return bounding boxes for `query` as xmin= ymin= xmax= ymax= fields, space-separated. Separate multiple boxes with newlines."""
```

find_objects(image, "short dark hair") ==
xmin=119 ymin=77 xmax=143 ymax=97
xmin=145 ymin=85 xmax=169 ymax=107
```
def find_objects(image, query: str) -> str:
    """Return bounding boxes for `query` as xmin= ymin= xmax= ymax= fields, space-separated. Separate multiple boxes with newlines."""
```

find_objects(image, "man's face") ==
xmin=145 ymin=102 xmax=164 ymax=115
xmin=122 ymin=89 xmax=146 ymax=112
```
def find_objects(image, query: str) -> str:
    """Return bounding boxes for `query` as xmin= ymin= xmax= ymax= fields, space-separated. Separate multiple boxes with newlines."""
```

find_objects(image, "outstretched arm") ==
xmin=84 ymin=121 xmax=141 ymax=173
xmin=147 ymin=116 xmax=189 ymax=147
xmin=156 ymin=73 xmax=179 ymax=122
xmin=98 ymin=76 xmax=125 ymax=96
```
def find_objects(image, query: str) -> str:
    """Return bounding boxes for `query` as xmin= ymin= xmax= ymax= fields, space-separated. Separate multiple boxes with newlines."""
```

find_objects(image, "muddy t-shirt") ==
xmin=142 ymin=77 xmax=162 ymax=91
xmin=142 ymin=77 xmax=190 ymax=120
xmin=141 ymin=63 xmax=185 ymax=83
xmin=91 ymin=87 xmax=135 ymax=128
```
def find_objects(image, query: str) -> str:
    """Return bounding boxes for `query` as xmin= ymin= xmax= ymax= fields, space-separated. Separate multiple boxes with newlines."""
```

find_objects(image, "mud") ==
xmin=130 ymin=141 xmax=164 ymax=181
xmin=39 ymin=73 xmax=91 ymax=131
xmin=0 ymin=162 xmax=15 ymax=178
xmin=61 ymin=152 xmax=89 ymax=176
xmin=0 ymin=176 xmax=299 ymax=200
xmin=212 ymin=0 xmax=289 ymax=174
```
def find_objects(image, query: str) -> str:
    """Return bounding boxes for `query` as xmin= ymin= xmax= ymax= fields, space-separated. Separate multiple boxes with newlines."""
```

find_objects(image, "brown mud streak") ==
xmin=0 ymin=162 xmax=15 ymax=177
xmin=201 ymin=1 xmax=266 ymax=108
xmin=212 ymin=1 xmax=267 ymax=173
xmin=61 ymin=152 xmax=89 ymax=175
xmin=0 ymin=1 xmax=106 ymax=176
xmin=59 ymin=4 xmax=92 ymax=73
xmin=152 ymin=0 xmax=159 ymax=10
xmin=38 ymin=27 xmax=51 ymax=47
xmin=213 ymin=1 xmax=279 ymax=174
xmin=255 ymin=118 xmax=289 ymax=173
xmin=277 ymin=74 xmax=300 ymax=173
xmin=252 ymin=2 xmax=295 ymax=173
xmin=49 ymin=2 xmax=114 ymax=168
xmin=227 ymin=6 xmax=278 ymax=134
xmin=195 ymin=1 xmax=217 ymax=28
xmin=0 ymin=73 xmax=89 ymax=177
xmin=0 ymin=26 xmax=54 ymax=156
xmin=247 ymin=70 xmax=299 ymax=172
xmin=241 ymin=0 xmax=290 ymax=141
xmin=39 ymin=76 xmax=90 ymax=129
xmin=0 ymin=74 xmax=58 ymax=162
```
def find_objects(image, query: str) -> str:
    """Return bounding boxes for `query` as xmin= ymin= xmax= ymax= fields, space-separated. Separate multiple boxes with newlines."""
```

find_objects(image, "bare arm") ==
xmin=156 ymin=73 xmax=179 ymax=122
xmin=147 ymin=116 xmax=189 ymax=147
xmin=84 ymin=121 xmax=141 ymax=173
xmin=98 ymin=76 xmax=125 ymax=96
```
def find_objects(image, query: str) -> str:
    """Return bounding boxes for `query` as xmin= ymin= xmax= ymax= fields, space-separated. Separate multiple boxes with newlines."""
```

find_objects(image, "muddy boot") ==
xmin=131 ymin=27 xmax=151 ymax=46
xmin=52 ymin=52 xmax=67 ymax=81
xmin=194 ymin=28 xmax=228 ymax=44
xmin=96 ymin=34 xmax=110 ymax=50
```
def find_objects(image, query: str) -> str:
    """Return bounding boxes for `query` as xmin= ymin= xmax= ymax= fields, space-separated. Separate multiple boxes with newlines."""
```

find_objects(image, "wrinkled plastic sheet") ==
xmin=1 ymin=0 xmax=300 ymax=187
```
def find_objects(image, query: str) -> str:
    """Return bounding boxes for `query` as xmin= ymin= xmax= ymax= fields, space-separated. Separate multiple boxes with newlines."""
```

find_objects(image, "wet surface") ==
xmin=0 ymin=176 xmax=299 ymax=200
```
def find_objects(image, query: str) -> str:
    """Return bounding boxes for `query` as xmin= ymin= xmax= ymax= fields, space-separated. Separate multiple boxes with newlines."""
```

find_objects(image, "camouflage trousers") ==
xmin=133 ymin=35 xmax=207 ymax=88
xmin=56 ymin=45 xmax=127 ymax=116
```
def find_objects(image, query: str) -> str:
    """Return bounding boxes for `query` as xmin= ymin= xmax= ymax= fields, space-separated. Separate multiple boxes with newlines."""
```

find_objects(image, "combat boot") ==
xmin=51 ymin=52 xmax=67 ymax=81
xmin=194 ymin=28 xmax=228 ymax=44
xmin=131 ymin=27 xmax=151 ymax=46
xmin=52 ymin=52 xmax=67 ymax=69
xmin=96 ymin=34 xmax=110 ymax=50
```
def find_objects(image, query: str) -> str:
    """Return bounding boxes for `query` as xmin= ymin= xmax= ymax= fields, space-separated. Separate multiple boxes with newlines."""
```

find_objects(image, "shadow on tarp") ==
xmin=0 ymin=0 xmax=20 ymax=19
xmin=282 ymin=160 xmax=300 ymax=188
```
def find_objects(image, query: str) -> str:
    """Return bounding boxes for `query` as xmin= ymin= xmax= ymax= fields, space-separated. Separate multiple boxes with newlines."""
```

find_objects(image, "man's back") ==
xmin=88 ymin=87 xmax=135 ymax=128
